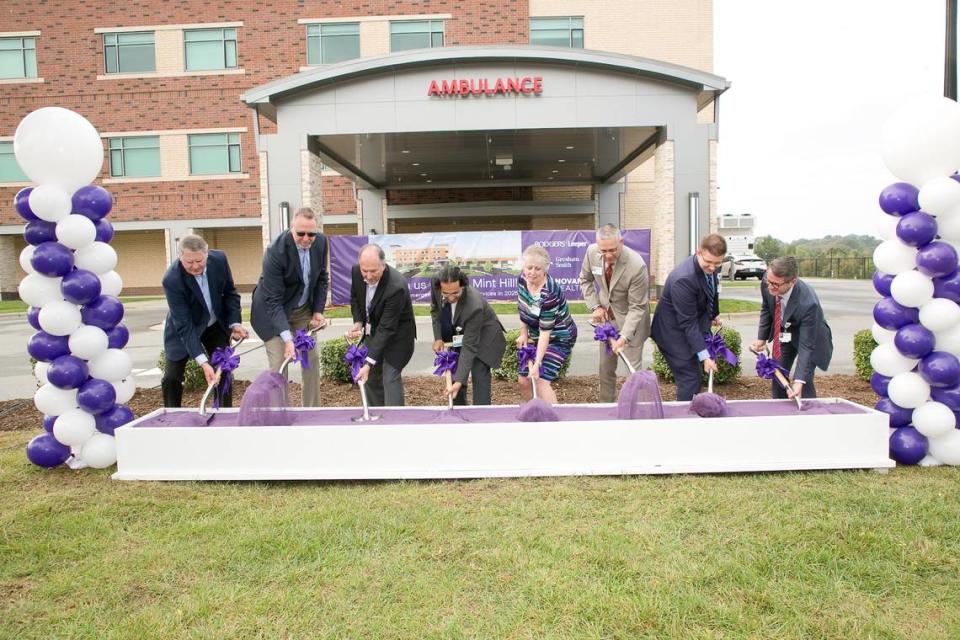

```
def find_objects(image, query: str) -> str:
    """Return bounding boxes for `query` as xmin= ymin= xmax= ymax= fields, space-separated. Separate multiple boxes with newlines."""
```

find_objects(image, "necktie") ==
xmin=199 ymin=273 xmax=215 ymax=327
xmin=772 ymin=295 xmax=782 ymax=360
xmin=604 ymin=261 xmax=613 ymax=287
xmin=440 ymin=302 xmax=453 ymax=342
xmin=297 ymin=249 xmax=311 ymax=308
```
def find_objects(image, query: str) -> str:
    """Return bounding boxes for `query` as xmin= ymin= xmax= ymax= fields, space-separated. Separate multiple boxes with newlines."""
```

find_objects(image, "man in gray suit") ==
xmin=430 ymin=265 xmax=506 ymax=405
xmin=751 ymin=256 xmax=833 ymax=399
xmin=250 ymin=207 xmax=328 ymax=407
xmin=579 ymin=224 xmax=651 ymax=402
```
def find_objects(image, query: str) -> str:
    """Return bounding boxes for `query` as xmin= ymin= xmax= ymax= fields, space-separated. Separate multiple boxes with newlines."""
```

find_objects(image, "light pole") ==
xmin=947 ymin=0 xmax=957 ymax=100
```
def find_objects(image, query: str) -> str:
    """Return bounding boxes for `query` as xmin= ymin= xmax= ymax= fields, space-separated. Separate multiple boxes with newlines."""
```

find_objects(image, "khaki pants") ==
xmin=599 ymin=340 xmax=644 ymax=403
xmin=264 ymin=304 xmax=321 ymax=407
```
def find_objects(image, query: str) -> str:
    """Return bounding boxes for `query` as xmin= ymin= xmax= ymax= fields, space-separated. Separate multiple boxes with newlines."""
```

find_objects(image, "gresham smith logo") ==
xmin=428 ymin=76 xmax=543 ymax=97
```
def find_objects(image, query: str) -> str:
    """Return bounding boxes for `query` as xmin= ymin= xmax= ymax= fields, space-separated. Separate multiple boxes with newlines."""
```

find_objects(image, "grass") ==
xmin=1 ymin=432 xmax=959 ymax=639
xmin=0 ymin=296 xmax=166 ymax=314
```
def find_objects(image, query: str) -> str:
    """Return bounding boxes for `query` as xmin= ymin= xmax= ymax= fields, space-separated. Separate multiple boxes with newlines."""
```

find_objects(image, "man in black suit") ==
xmin=250 ymin=207 xmax=329 ymax=407
xmin=346 ymin=244 xmax=416 ymax=407
xmin=161 ymin=234 xmax=248 ymax=407
xmin=752 ymin=256 xmax=833 ymax=399
xmin=430 ymin=265 xmax=506 ymax=405
xmin=650 ymin=234 xmax=726 ymax=401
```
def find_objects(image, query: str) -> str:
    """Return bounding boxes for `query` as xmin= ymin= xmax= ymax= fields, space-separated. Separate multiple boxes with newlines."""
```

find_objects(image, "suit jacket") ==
xmin=250 ymin=230 xmax=329 ymax=341
xmin=430 ymin=285 xmax=507 ymax=385
xmin=162 ymin=249 xmax=241 ymax=361
xmin=758 ymin=278 xmax=833 ymax=381
xmin=578 ymin=243 xmax=651 ymax=347
xmin=650 ymin=255 xmax=720 ymax=360
xmin=350 ymin=264 xmax=417 ymax=369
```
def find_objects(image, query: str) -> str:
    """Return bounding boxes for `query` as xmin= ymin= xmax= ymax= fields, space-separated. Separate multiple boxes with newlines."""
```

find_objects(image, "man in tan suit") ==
xmin=579 ymin=224 xmax=651 ymax=402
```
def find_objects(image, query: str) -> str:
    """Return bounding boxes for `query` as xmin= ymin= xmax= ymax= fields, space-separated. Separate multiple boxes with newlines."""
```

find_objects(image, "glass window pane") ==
xmin=118 ymin=44 xmax=155 ymax=72
xmin=122 ymin=136 xmax=159 ymax=149
xmin=0 ymin=38 xmax=21 ymax=50
xmin=321 ymin=23 xmax=359 ymax=36
xmin=118 ymin=32 xmax=154 ymax=44
xmin=391 ymin=33 xmax=429 ymax=52
xmin=391 ymin=21 xmax=427 ymax=34
xmin=0 ymin=50 xmax=24 ymax=78
xmin=431 ymin=32 xmax=443 ymax=48
xmin=225 ymin=28 xmax=236 ymax=39
xmin=321 ymin=35 xmax=359 ymax=63
xmin=190 ymin=146 xmax=228 ymax=174
xmin=0 ymin=142 xmax=28 ymax=181
xmin=24 ymin=37 xmax=35 ymax=50
xmin=186 ymin=41 xmax=224 ymax=70
xmin=571 ymin=30 xmax=584 ymax=48
xmin=109 ymin=138 xmax=122 ymax=149
xmin=571 ymin=18 xmax=584 ymax=28
xmin=530 ymin=30 xmax=572 ymax=47
xmin=530 ymin=18 xmax=573 ymax=30
xmin=228 ymin=133 xmax=239 ymax=144
xmin=109 ymin=150 xmax=124 ymax=176
xmin=190 ymin=133 xmax=228 ymax=146
xmin=103 ymin=33 xmax=117 ymax=45
xmin=228 ymin=146 xmax=241 ymax=172
xmin=306 ymin=24 xmax=320 ymax=36
xmin=123 ymin=147 xmax=161 ymax=177
xmin=24 ymin=48 xmax=36 ymax=77
xmin=307 ymin=36 xmax=321 ymax=64
xmin=184 ymin=29 xmax=221 ymax=42
xmin=225 ymin=41 xmax=237 ymax=67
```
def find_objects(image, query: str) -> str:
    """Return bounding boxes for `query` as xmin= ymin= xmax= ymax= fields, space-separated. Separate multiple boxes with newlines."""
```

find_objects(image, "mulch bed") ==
xmin=0 ymin=374 xmax=879 ymax=433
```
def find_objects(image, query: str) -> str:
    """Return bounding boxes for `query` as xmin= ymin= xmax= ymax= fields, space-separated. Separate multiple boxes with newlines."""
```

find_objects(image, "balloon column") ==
xmin=874 ymin=96 xmax=960 ymax=466
xmin=15 ymin=107 xmax=134 ymax=470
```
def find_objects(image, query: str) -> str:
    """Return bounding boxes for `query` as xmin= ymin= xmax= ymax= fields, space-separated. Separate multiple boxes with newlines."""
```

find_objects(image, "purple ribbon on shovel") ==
xmin=755 ymin=352 xmax=789 ymax=380
xmin=704 ymin=332 xmax=738 ymax=366
xmin=517 ymin=344 xmax=538 ymax=373
xmin=433 ymin=350 xmax=459 ymax=376
xmin=344 ymin=343 xmax=369 ymax=382
xmin=593 ymin=322 xmax=620 ymax=355
xmin=209 ymin=345 xmax=240 ymax=409
xmin=293 ymin=329 xmax=316 ymax=369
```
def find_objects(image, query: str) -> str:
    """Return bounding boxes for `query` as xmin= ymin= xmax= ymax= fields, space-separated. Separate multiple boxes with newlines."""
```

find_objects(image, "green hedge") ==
xmin=157 ymin=351 xmax=206 ymax=391
xmin=853 ymin=329 xmax=877 ymax=382
xmin=320 ymin=336 xmax=354 ymax=383
xmin=492 ymin=329 xmax=572 ymax=381
xmin=651 ymin=326 xmax=743 ymax=385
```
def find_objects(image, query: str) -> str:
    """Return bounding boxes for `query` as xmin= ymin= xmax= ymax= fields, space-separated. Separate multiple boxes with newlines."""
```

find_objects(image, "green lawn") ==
xmin=1 ymin=434 xmax=958 ymax=639
xmin=0 ymin=296 xmax=166 ymax=314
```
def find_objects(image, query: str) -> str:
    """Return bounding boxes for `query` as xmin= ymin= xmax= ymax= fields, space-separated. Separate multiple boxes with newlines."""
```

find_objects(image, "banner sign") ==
xmin=328 ymin=229 xmax=650 ymax=306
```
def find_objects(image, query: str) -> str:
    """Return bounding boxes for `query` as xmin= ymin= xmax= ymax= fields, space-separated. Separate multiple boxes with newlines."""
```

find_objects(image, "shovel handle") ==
xmin=198 ymin=336 xmax=246 ymax=416
xmin=444 ymin=370 xmax=454 ymax=409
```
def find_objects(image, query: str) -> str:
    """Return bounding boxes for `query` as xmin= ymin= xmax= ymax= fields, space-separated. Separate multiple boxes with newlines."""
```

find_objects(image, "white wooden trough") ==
xmin=111 ymin=398 xmax=894 ymax=481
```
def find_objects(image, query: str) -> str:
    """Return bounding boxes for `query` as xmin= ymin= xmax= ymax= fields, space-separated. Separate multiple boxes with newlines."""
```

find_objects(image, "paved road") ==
xmin=3 ymin=278 xmax=877 ymax=401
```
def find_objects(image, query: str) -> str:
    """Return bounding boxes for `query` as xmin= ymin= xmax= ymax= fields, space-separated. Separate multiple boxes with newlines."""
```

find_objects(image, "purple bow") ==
xmin=433 ymin=350 xmax=459 ymax=376
xmin=593 ymin=322 xmax=620 ymax=355
xmin=344 ymin=343 xmax=368 ymax=382
xmin=517 ymin=344 xmax=538 ymax=373
xmin=210 ymin=345 xmax=239 ymax=409
xmin=293 ymin=330 xmax=316 ymax=369
xmin=704 ymin=332 xmax=738 ymax=366
xmin=756 ymin=352 xmax=789 ymax=380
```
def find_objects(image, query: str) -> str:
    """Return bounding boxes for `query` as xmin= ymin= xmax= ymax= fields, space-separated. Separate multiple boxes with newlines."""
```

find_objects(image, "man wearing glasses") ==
xmin=251 ymin=207 xmax=329 ymax=406
xmin=751 ymin=256 xmax=833 ymax=399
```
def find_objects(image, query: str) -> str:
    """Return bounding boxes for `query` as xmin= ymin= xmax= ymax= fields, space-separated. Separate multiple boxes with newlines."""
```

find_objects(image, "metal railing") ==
xmin=796 ymin=257 xmax=874 ymax=279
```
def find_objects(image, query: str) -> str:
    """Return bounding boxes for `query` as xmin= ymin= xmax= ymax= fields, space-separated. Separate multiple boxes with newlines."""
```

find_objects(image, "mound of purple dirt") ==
xmin=238 ymin=371 xmax=292 ymax=426
xmin=517 ymin=398 xmax=561 ymax=422
xmin=690 ymin=391 xmax=727 ymax=418
xmin=616 ymin=370 xmax=664 ymax=420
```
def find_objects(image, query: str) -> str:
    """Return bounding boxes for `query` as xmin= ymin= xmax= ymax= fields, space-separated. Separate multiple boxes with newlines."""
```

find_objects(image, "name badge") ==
xmin=591 ymin=266 xmax=603 ymax=276
xmin=779 ymin=332 xmax=792 ymax=344
xmin=452 ymin=335 xmax=464 ymax=348
xmin=529 ymin=305 xmax=541 ymax=317
xmin=365 ymin=323 xmax=371 ymax=335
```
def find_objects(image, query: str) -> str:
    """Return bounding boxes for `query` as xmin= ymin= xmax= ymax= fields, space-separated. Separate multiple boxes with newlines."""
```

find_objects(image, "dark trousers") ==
xmin=366 ymin=360 xmax=405 ymax=407
xmin=453 ymin=358 xmax=493 ymax=406
xmin=662 ymin=349 xmax=702 ymax=402
xmin=162 ymin=323 xmax=231 ymax=408
xmin=771 ymin=347 xmax=818 ymax=399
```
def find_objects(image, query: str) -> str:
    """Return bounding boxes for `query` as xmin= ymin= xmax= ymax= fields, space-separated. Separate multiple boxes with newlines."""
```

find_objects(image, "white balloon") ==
xmin=88 ymin=348 xmax=132 ymax=382
xmin=881 ymin=96 xmax=960 ymax=186
xmin=873 ymin=240 xmax=917 ymax=275
xmin=112 ymin=377 xmax=136 ymax=404
xmin=74 ymin=242 xmax=117 ymax=275
xmin=52 ymin=409 xmax=96 ymax=448
xmin=34 ymin=361 xmax=50 ymax=386
xmin=18 ymin=273 xmax=63 ymax=307
xmin=934 ymin=324 xmax=960 ymax=355
xmin=13 ymin=106 xmax=104 ymax=193
xmin=19 ymin=245 xmax=35 ymax=274
xmin=38 ymin=299 xmax=82 ymax=336
xmin=34 ymin=383 xmax=78 ymax=416
xmin=918 ymin=176 xmax=960 ymax=216
xmin=911 ymin=400 xmax=956 ymax=438
xmin=27 ymin=184 xmax=72 ymax=223
xmin=55 ymin=214 xmax=97 ymax=250
xmin=68 ymin=325 xmax=109 ymax=360
xmin=935 ymin=207 xmax=960 ymax=241
xmin=919 ymin=298 xmax=960 ymax=333
xmin=918 ymin=454 xmax=943 ymax=467
xmin=876 ymin=213 xmax=900 ymax=241
xmin=78 ymin=433 xmax=116 ymax=469
xmin=870 ymin=343 xmax=920 ymax=377
xmin=928 ymin=429 xmax=960 ymax=465
xmin=99 ymin=270 xmax=123 ymax=297
xmin=890 ymin=270 xmax=935 ymax=308
xmin=872 ymin=322 xmax=896 ymax=345
xmin=887 ymin=371 xmax=931 ymax=408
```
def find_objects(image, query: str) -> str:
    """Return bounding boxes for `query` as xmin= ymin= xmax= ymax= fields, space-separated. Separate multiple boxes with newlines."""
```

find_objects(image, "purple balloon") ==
xmin=94 ymin=219 xmax=114 ymax=243
xmin=873 ymin=297 xmax=920 ymax=330
xmin=23 ymin=220 xmax=58 ymax=246
xmin=889 ymin=426 xmax=929 ymax=465
xmin=871 ymin=372 xmax=892 ymax=397
xmin=26 ymin=432 xmax=72 ymax=468
xmin=931 ymin=383 xmax=960 ymax=410
xmin=42 ymin=415 xmax=57 ymax=433
xmin=26 ymin=306 xmax=42 ymax=331
xmin=896 ymin=211 xmax=938 ymax=247
xmin=27 ymin=331 xmax=71 ymax=363
xmin=918 ymin=351 xmax=960 ymax=388
xmin=71 ymin=185 xmax=113 ymax=221
xmin=96 ymin=404 xmax=134 ymax=435
xmin=879 ymin=182 xmax=920 ymax=215
xmin=875 ymin=397 xmax=913 ymax=428
xmin=873 ymin=271 xmax=894 ymax=297
xmin=61 ymin=268 xmax=102 ymax=306
xmin=77 ymin=378 xmax=117 ymax=415
xmin=46 ymin=355 xmax=90 ymax=390
xmin=932 ymin=270 xmax=960 ymax=304
xmin=30 ymin=241 xmax=75 ymax=278
xmin=14 ymin=187 xmax=39 ymax=222
xmin=80 ymin=295 xmax=124 ymax=331
xmin=894 ymin=323 xmax=936 ymax=359
xmin=916 ymin=241 xmax=958 ymax=278
xmin=106 ymin=323 xmax=129 ymax=349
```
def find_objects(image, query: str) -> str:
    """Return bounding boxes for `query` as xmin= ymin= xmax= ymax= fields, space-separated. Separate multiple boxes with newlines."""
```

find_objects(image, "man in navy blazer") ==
xmin=250 ymin=207 xmax=329 ymax=407
xmin=650 ymin=234 xmax=727 ymax=401
xmin=162 ymin=234 xmax=248 ymax=407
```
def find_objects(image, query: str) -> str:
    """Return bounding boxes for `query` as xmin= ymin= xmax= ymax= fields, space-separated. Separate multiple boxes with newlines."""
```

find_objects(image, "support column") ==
xmin=596 ymin=180 xmax=625 ymax=229
xmin=0 ymin=234 xmax=18 ymax=300
xmin=357 ymin=189 xmax=386 ymax=235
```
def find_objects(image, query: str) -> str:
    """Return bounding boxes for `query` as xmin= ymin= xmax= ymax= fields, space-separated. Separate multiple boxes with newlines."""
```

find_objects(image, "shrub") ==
xmin=652 ymin=326 xmax=743 ymax=385
xmin=853 ymin=329 xmax=877 ymax=381
xmin=157 ymin=351 xmax=206 ymax=390
xmin=493 ymin=328 xmax=572 ymax=381
xmin=320 ymin=336 xmax=353 ymax=383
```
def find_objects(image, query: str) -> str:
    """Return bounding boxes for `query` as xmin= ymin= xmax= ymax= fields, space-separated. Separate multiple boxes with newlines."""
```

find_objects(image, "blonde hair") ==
xmin=522 ymin=244 xmax=551 ymax=270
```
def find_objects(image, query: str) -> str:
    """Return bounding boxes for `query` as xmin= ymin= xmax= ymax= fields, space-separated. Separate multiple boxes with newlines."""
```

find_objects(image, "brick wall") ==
xmin=322 ymin=176 xmax=356 ymax=214
xmin=387 ymin=186 xmax=533 ymax=205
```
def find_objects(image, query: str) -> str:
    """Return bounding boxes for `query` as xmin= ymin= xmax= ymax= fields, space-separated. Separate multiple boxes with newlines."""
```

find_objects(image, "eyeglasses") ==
xmin=767 ymin=278 xmax=793 ymax=288
xmin=295 ymin=231 xmax=317 ymax=238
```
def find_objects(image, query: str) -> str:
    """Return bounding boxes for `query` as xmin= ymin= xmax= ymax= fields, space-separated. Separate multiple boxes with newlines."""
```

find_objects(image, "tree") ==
xmin=752 ymin=235 xmax=785 ymax=261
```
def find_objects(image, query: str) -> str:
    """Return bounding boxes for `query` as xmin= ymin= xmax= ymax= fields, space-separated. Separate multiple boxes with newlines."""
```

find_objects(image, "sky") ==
xmin=714 ymin=1 xmax=946 ymax=241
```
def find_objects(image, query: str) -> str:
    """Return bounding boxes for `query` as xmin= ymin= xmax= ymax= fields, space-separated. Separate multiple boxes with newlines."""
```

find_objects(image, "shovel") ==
xmin=750 ymin=345 xmax=802 ymax=410
xmin=352 ymin=379 xmax=381 ymax=422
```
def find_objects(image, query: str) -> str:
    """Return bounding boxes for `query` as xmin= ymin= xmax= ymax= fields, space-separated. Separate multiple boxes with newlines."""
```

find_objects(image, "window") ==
xmin=0 ymin=36 xmax=37 ymax=79
xmin=0 ymin=142 xmax=28 ymax=182
xmin=184 ymin=28 xmax=238 ymax=71
xmin=530 ymin=17 xmax=584 ymax=48
xmin=390 ymin=20 xmax=444 ymax=52
xmin=189 ymin=133 xmax=241 ymax=175
xmin=306 ymin=23 xmax=360 ymax=65
xmin=103 ymin=31 xmax=156 ymax=73
xmin=108 ymin=137 xmax=160 ymax=178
